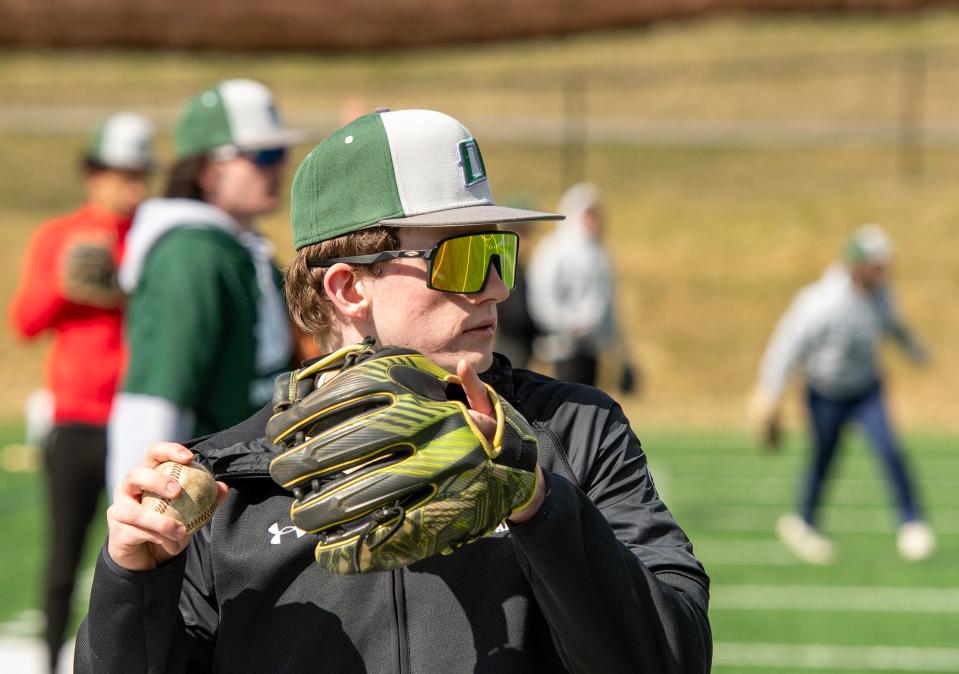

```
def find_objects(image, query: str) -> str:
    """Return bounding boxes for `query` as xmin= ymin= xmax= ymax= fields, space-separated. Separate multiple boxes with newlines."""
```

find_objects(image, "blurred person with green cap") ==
xmin=77 ymin=109 xmax=711 ymax=673
xmin=9 ymin=111 xmax=155 ymax=673
xmin=107 ymin=79 xmax=309 ymax=492
xmin=750 ymin=224 xmax=934 ymax=564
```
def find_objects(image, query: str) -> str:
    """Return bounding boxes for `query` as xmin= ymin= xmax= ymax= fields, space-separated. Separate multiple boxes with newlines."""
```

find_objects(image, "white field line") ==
xmin=647 ymin=444 xmax=959 ymax=458
xmin=651 ymin=453 xmax=959 ymax=468
xmin=678 ymin=505 xmax=959 ymax=535
xmin=674 ymin=493 xmax=957 ymax=508
xmin=691 ymin=539 xmax=799 ymax=566
xmin=0 ymin=610 xmax=42 ymax=637
xmin=663 ymin=484 xmax=959 ymax=507
xmin=642 ymin=439 xmax=959 ymax=456
xmin=0 ymin=636 xmax=73 ymax=673
xmin=672 ymin=475 xmax=959 ymax=498
xmin=0 ymin=567 xmax=91 ymax=671
xmin=654 ymin=475 xmax=959 ymax=511
xmin=684 ymin=472 xmax=959 ymax=489
xmin=712 ymin=585 xmax=959 ymax=614
xmin=714 ymin=642 xmax=959 ymax=672
xmin=0 ymin=566 xmax=92 ymax=635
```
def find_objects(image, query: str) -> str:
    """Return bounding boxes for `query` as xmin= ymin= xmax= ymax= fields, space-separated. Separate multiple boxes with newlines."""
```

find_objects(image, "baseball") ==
xmin=142 ymin=461 xmax=219 ymax=534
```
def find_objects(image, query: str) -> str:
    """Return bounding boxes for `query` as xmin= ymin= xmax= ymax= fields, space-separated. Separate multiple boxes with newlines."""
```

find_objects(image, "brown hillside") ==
xmin=0 ymin=0 xmax=956 ymax=51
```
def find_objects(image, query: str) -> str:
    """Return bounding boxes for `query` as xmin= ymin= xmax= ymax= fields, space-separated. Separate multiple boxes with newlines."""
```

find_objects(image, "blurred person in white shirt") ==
xmin=527 ymin=183 xmax=637 ymax=393
xmin=751 ymin=224 xmax=934 ymax=564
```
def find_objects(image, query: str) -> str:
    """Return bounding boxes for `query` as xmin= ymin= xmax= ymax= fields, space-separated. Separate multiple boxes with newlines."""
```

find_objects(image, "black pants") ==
xmin=43 ymin=423 xmax=106 ymax=672
xmin=555 ymin=351 xmax=598 ymax=386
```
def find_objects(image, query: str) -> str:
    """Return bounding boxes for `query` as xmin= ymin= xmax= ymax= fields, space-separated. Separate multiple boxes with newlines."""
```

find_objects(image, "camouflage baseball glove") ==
xmin=267 ymin=340 xmax=539 ymax=575
xmin=59 ymin=238 xmax=123 ymax=309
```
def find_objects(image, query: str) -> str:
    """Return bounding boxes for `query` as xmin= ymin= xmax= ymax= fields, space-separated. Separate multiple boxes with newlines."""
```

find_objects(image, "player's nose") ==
xmin=475 ymin=259 xmax=509 ymax=303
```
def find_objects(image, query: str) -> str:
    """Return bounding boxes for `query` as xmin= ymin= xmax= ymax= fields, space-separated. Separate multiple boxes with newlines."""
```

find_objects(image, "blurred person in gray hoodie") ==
xmin=527 ymin=183 xmax=637 ymax=392
xmin=750 ymin=224 xmax=934 ymax=564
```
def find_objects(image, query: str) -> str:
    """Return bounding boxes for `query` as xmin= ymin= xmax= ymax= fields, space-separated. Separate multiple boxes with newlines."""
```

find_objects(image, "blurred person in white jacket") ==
xmin=751 ymin=224 xmax=934 ymax=564
xmin=527 ymin=183 xmax=637 ymax=392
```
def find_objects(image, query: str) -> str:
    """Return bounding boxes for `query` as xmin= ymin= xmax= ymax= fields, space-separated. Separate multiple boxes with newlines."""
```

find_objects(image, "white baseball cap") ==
xmin=87 ymin=112 xmax=156 ymax=171
xmin=174 ymin=78 xmax=310 ymax=159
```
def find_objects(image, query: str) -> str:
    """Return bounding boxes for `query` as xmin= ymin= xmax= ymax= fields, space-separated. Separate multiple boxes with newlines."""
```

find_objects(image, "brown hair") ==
xmin=80 ymin=155 xmax=110 ymax=176
xmin=164 ymin=156 xmax=209 ymax=200
xmin=285 ymin=226 xmax=400 ymax=347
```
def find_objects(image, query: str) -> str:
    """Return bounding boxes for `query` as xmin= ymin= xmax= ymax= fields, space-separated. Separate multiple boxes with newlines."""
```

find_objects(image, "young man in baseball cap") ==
xmin=107 ymin=79 xmax=309 ymax=491
xmin=79 ymin=109 xmax=711 ymax=673
xmin=10 ymin=111 xmax=155 ymax=673
xmin=751 ymin=224 xmax=935 ymax=564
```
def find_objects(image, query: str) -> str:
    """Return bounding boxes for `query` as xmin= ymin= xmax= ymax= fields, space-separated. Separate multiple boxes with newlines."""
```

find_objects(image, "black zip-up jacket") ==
xmin=76 ymin=356 xmax=711 ymax=673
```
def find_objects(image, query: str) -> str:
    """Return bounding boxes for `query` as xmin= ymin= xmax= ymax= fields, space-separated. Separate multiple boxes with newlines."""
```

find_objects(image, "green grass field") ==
xmin=642 ymin=426 xmax=959 ymax=673
xmin=0 ymin=424 xmax=105 ymax=638
xmin=1 ymin=422 xmax=955 ymax=672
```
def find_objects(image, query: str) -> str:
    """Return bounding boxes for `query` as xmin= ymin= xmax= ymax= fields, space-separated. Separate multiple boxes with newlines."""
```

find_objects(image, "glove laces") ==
xmin=353 ymin=504 xmax=405 ymax=571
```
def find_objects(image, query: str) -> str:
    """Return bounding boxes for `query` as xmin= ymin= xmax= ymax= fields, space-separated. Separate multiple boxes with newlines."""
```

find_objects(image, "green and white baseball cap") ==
xmin=845 ymin=223 xmax=893 ymax=264
xmin=87 ymin=112 xmax=155 ymax=171
xmin=290 ymin=109 xmax=562 ymax=250
xmin=174 ymin=78 xmax=309 ymax=160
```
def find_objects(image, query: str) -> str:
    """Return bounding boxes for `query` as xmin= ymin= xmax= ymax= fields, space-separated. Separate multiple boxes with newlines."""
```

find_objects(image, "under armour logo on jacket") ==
xmin=268 ymin=522 xmax=307 ymax=545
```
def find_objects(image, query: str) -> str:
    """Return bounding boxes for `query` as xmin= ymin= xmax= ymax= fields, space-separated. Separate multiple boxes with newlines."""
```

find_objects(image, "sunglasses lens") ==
xmin=247 ymin=147 xmax=287 ymax=167
xmin=430 ymin=232 xmax=517 ymax=293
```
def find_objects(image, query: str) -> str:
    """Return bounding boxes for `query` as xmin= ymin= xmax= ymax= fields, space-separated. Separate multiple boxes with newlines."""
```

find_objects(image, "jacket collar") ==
xmin=481 ymin=352 xmax=515 ymax=399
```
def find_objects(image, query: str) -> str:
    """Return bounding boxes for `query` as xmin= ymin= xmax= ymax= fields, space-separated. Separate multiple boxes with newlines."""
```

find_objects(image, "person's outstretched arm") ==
xmin=877 ymin=286 xmax=929 ymax=365
xmin=756 ymin=289 xmax=817 ymax=406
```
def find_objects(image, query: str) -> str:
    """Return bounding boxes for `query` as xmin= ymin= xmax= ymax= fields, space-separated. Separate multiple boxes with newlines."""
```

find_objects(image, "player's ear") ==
xmin=323 ymin=263 xmax=370 ymax=321
xmin=196 ymin=161 xmax=220 ymax=199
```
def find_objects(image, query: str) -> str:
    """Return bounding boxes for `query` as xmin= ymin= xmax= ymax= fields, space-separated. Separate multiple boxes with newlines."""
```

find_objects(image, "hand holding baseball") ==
xmin=107 ymin=443 xmax=228 ymax=572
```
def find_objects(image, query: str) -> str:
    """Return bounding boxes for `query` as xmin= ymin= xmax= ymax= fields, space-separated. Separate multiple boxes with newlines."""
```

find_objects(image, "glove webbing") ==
xmin=273 ymin=337 xmax=378 ymax=413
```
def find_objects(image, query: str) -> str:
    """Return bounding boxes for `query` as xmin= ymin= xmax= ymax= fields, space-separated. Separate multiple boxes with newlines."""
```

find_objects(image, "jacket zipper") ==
xmin=387 ymin=569 xmax=410 ymax=674
xmin=224 ymin=466 xmax=415 ymax=673
xmin=211 ymin=468 xmax=270 ymax=482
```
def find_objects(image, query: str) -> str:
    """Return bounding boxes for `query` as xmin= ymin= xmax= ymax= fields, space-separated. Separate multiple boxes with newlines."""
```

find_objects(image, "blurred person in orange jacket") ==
xmin=8 ymin=112 xmax=155 ymax=673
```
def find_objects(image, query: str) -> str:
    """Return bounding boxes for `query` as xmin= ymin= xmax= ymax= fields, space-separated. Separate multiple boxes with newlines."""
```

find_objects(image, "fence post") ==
xmin=898 ymin=49 xmax=926 ymax=180
xmin=561 ymin=70 xmax=587 ymax=190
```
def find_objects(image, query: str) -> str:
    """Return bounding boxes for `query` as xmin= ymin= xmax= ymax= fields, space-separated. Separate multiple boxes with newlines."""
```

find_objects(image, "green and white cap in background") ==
xmin=87 ymin=112 xmax=156 ymax=171
xmin=290 ymin=109 xmax=562 ymax=250
xmin=174 ymin=78 xmax=309 ymax=160
xmin=845 ymin=223 xmax=893 ymax=264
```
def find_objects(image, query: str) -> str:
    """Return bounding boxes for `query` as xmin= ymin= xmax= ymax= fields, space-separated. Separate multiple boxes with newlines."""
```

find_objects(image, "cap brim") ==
xmin=378 ymin=204 xmax=563 ymax=227
xmin=236 ymin=128 xmax=315 ymax=151
xmin=85 ymin=155 xmax=156 ymax=173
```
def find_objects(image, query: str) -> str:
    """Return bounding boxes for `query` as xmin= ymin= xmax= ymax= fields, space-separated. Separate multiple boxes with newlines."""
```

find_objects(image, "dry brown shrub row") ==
xmin=0 ymin=0 xmax=954 ymax=51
